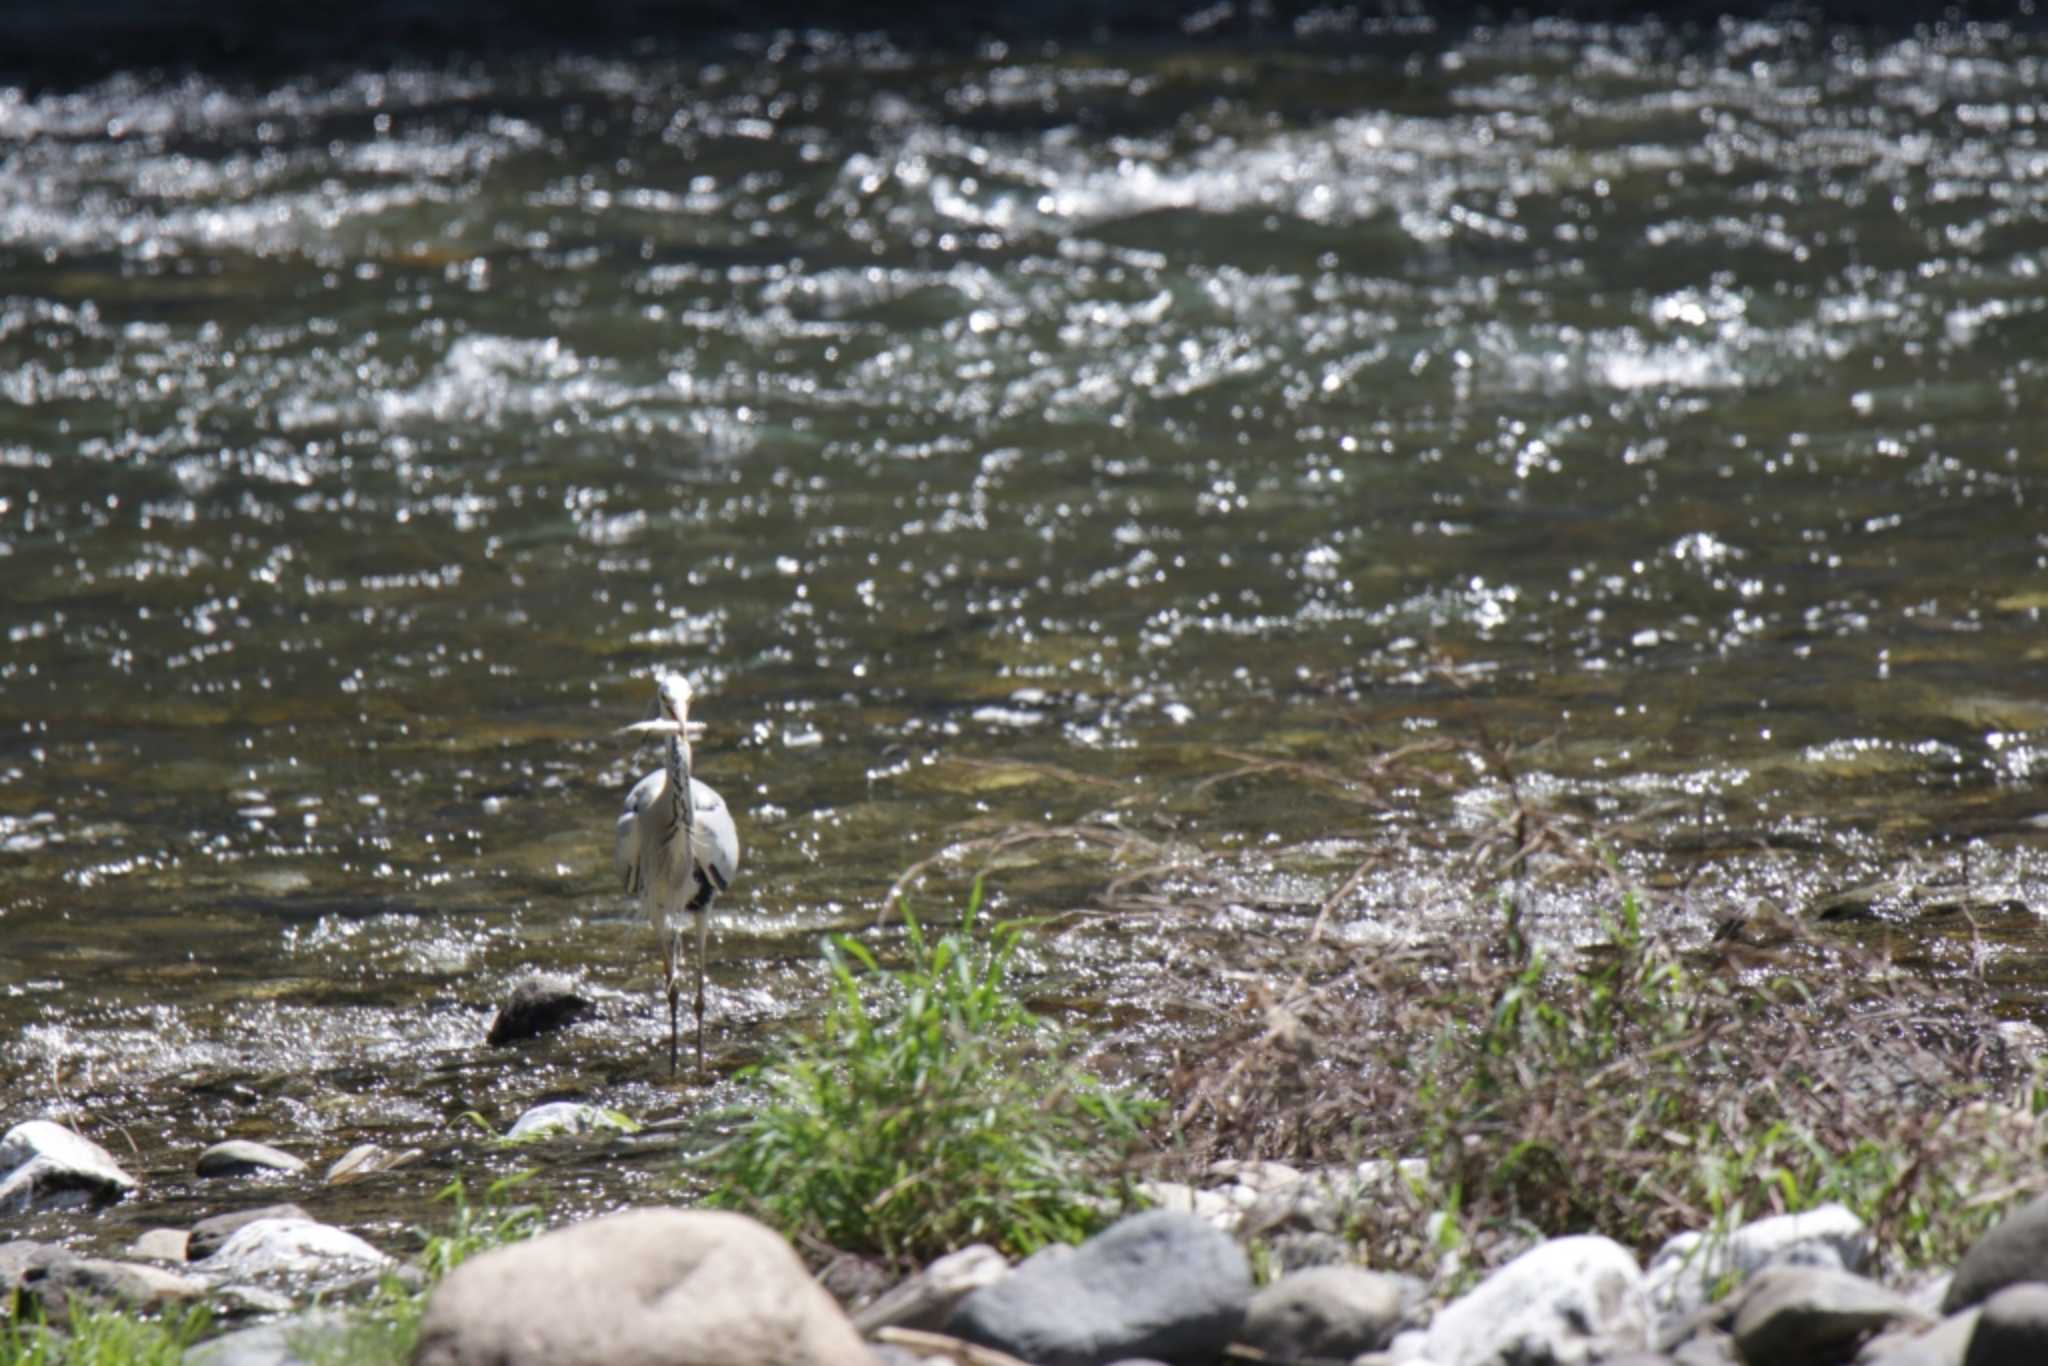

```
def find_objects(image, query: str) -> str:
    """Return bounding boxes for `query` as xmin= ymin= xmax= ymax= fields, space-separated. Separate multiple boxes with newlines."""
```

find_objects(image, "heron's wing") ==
xmin=687 ymin=777 xmax=741 ymax=891
xmin=616 ymin=769 xmax=666 ymax=893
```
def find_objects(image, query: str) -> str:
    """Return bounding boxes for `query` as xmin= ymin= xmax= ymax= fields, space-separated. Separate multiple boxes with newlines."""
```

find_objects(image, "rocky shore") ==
xmin=7 ymin=1113 xmax=2048 ymax=1366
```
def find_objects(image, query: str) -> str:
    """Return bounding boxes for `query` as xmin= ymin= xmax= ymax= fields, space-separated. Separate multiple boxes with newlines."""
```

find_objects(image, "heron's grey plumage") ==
xmin=613 ymin=674 xmax=741 ymax=1075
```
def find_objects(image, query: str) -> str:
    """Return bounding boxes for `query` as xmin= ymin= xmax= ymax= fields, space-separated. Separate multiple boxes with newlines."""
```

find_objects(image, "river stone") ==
xmin=186 ymin=1309 xmax=347 ymax=1366
xmin=197 ymin=1139 xmax=308 ymax=1179
xmin=188 ymin=1204 xmax=315 ymax=1262
xmin=1648 ymin=1202 xmax=1871 ymax=1322
xmin=1241 ymin=1265 xmax=1406 ymax=1360
xmin=0 ymin=1119 xmax=139 ymax=1213
xmin=853 ymin=1243 xmax=1010 ymax=1335
xmin=21 ymin=1255 xmax=207 ymax=1318
xmin=325 ymin=1141 xmax=422 ymax=1184
xmin=189 ymin=1216 xmax=391 ymax=1286
xmin=504 ymin=1100 xmax=635 ymax=1141
xmin=125 ymin=1228 xmax=192 ymax=1262
xmin=1965 ymin=1283 xmax=2048 ymax=1365
xmin=1946 ymin=1191 xmax=2048 ymax=1312
xmin=1730 ymin=1265 xmax=1931 ymax=1366
xmin=947 ymin=1209 xmax=1252 ymax=1366
xmin=1858 ymin=1308 xmax=1981 ymax=1366
xmin=412 ymin=1207 xmax=872 ymax=1366
xmin=487 ymin=972 xmax=594 ymax=1046
xmin=1420 ymin=1234 xmax=1651 ymax=1366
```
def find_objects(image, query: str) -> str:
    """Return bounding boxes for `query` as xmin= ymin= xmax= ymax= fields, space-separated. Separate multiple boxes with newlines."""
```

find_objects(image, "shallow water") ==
xmin=3 ymin=16 xmax=2046 ymax=1249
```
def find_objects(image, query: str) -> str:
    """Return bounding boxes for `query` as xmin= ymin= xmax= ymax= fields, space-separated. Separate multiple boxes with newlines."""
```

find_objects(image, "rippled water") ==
xmin=4 ymin=16 xmax=2047 ymax=1248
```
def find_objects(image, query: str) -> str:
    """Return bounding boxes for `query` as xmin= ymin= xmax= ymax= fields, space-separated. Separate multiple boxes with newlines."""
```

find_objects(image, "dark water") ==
xmin=3 ymin=16 xmax=2046 ymax=1249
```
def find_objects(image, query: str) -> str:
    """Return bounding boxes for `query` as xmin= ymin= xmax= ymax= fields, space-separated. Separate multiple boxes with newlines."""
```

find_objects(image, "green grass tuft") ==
xmin=700 ymin=882 xmax=1156 ymax=1263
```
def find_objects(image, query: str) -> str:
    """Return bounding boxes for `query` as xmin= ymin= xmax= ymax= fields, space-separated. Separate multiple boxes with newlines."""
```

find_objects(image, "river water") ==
xmin=3 ymin=15 xmax=2046 ymax=1249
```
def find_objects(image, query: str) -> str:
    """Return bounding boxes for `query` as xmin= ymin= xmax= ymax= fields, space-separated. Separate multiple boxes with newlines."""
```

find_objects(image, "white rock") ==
xmin=1647 ymin=1203 xmax=1870 ymax=1319
xmin=0 ymin=1120 xmax=139 ymax=1213
xmin=1420 ymin=1235 xmax=1651 ymax=1366
xmin=189 ymin=1217 xmax=391 ymax=1285
xmin=504 ymin=1101 xmax=636 ymax=1141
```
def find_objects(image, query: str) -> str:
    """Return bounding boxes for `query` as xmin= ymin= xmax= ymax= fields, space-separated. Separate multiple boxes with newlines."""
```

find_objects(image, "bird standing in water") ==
xmin=614 ymin=673 xmax=741 ymax=1076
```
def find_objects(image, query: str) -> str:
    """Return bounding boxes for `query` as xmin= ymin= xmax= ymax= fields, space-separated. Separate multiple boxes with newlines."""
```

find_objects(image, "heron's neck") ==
xmin=666 ymin=731 xmax=696 ymax=830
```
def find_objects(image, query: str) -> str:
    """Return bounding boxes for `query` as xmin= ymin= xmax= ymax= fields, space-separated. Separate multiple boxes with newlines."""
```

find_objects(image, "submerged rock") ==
xmin=0 ymin=1119 xmax=139 ymax=1214
xmin=503 ymin=1101 xmax=636 ymax=1141
xmin=1420 ymin=1234 xmax=1651 ymax=1366
xmin=324 ymin=1141 xmax=423 ymax=1184
xmin=412 ymin=1208 xmax=871 ymax=1366
xmin=948 ymin=1209 xmax=1251 ymax=1366
xmin=197 ymin=1139 xmax=309 ymax=1179
xmin=487 ymin=972 xmax=595 ymax=1046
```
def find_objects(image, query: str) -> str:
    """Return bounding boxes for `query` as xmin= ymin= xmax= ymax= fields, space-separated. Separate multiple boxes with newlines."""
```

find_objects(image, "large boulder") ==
xmin=1948 ymin=1193 xmax=2048 ymax=1313
xmin=948 ymin=1210 xmax=1251 ymax=1366
xmin=1727 ymin=1265 xmax=1929 ymax=1366
xmin=410 ymin=1208 xmax=873 ymax=1366
xmin=1420 ymin=1234 xmax=1652 ymax=1366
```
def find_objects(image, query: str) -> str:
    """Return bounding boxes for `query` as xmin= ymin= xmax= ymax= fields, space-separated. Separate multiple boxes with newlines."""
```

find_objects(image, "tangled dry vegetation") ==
xmin=1150 ymin=728 xmax=2048 ymax=1281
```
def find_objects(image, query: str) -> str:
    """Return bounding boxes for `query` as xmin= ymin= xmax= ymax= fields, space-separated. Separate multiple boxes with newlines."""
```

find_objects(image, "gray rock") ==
xmin=124 ymin=1228 xmax=192 ymax=1262
xmin=189 ymin=1216 xmax=391 ymax=1287
xmin=0 ymin=1240 xmax=63 ymax=1293
xmin=487 ymin=972 xmax=594 ymax=1046
xmin=853 ymin=1243 xmax=1009 ymax=1335
xmin=324 ymin=1141 xmax=422 ymax=1184
xmin=1241 ymin=1265 xmax=1405 ymax=1360
xmin=948 ymin=1210 xmax=1251 ymax=1366
xmin=1648 ymin=1203 xmax=1871 ymax=1322
xmin=1668 ymin=1328 xmax=1741 ymax=1366
xmin=0 ymin=1120 xmax=139 ymax=1214
xmin=197 ymin=1139 xmax=308 ymax=1179
xmin=1419 ymin=1234 xmax=1651 ymax=1366
xmin=1947 ymin=1192 xmax=2048 ymax=1312
xmin=185 ymin=1310 xmax=346 ymax=1366
xmin=188 ymin=1204 xmax=315 ymax=1262
xmin=1858 ymin=1309 xmax=1980 ymax=1366
xmin=1730 ymin=1265 xmax=1931 ymax=1366
xmin=503 ymin=1100 xmax=636 ymax=1141
xmin=23 ymin=1255 xmax=206 ymax=1316
xmin=1965 ymin=1284 xmax=2048 ymax=1365
xmin=412 ymin=1207 xmax=873 ymax=1366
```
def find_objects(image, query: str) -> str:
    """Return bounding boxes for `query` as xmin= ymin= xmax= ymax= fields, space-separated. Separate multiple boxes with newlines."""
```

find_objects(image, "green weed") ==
xmin=701 ymin=882 xmax=1155 ymax=1263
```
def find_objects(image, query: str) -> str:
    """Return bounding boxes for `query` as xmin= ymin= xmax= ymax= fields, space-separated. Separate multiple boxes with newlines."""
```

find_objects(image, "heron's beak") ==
xmin=618 ymin=719 xmax=707 ymax=740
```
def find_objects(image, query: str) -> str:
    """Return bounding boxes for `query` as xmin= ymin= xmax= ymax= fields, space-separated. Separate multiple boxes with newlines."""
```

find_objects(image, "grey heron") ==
xmin=613 ymin=673 xmax=742 ymax=1075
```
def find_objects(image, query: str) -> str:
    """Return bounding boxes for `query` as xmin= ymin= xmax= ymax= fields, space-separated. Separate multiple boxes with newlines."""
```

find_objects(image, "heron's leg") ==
xmin=665 ymin=922 xmax=682 ymax=1077
xmin=693 ymin=906 xmax=709 ymax=1075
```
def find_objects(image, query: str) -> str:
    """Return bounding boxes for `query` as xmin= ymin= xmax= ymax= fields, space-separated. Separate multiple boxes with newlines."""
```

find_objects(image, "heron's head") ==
xmin=656 ymin=673 xmax=695 ymax=723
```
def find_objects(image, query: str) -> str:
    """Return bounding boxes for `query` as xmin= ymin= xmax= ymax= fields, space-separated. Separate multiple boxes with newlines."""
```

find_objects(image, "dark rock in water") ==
xmin=188 ymin=1204 xmax=315 ymax=1263
xmin=411 ymin=1208 xmax=871 ymax=1366
xmin=487 ymin=973 xmax=593 ymax=1046
xmin=948 ymin=1209 xmax=1251 ymax=1366
xmin=1967 ymin=1284 xmax=2048 ymax=1365
xmin=0 ymin=1120 xmax=140 ymax=1214
xmin=197 ymin=1139 xmax=309 ymax=1179
xmin=1948 ymin=1192 xmax=2048 ymax=1313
